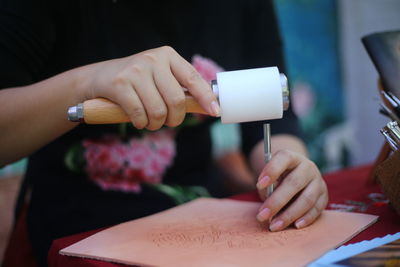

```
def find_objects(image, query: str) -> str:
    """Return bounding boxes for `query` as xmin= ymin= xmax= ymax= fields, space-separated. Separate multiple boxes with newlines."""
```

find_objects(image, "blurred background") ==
xmin=275 ymin=0 xmax=400 ymax=172
xmin=1 ymin=0 xmax=400 ymax=262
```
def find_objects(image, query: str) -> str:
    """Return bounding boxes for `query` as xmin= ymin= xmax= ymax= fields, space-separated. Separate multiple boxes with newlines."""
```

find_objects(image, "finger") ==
xmin=166 ymin=46 xmax=220 ymax=117
xmin=270 ymin=161 xmax=316 ymax=211
xmin=256 ymin=150 xmax=303 ymax=191
xmin=130 ymin=70 xmax=168 ymax=131
xmin=153 ymin=64 xmax=186 ymax=127
xmin=108 ymin=77 xmax=148 ymax=129
xmin=260 ymin=159 xmax=313 ymax=214
xmin=256 ymin=175 xmax=273 ymax=201
xmin=256 ymin=161 xmax=312 ymax=223
xmin=294 ymin=185 xmax=328 ymax=229
xmin=269 ymin=178 xmax=322 ymax=231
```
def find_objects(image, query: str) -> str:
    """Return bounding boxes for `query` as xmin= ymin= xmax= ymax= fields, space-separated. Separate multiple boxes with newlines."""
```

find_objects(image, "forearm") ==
xmin=249 ymin=134 xmax=308 ymax=178
xmin=0 ymin=66 xmax=92 ymax=166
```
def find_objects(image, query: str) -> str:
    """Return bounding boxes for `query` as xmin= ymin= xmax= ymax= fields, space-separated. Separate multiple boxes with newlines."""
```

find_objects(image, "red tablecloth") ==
xmin=48 ymin=165 xmax=400 ymax=267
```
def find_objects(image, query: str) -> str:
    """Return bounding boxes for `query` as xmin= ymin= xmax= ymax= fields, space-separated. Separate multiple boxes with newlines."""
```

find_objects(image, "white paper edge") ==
xmin=308 ymin=231 xmax=400 ymax=267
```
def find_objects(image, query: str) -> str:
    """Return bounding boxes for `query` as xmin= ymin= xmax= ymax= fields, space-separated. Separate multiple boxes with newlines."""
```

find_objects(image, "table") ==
xmin=48 ymin=165 xmax=400 ymax=267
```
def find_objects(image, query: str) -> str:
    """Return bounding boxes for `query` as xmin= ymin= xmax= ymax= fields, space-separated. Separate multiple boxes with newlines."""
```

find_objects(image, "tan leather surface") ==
xmin=60 ymin=198 xmax=378 ymax=267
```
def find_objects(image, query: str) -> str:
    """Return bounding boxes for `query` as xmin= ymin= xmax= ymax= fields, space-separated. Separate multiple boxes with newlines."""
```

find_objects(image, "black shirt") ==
xmin=0 ymin=0 xmax=301 ymax=266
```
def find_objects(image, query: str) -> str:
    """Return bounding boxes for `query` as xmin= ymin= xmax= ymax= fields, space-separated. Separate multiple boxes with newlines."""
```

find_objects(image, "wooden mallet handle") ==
xmin=82 ymin=95 xmax=208 ymax=124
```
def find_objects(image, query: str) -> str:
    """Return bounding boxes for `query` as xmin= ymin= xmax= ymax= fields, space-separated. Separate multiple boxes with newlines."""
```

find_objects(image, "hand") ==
xmin=84 ymin=46 xmax=220 ymax=130
xmin=255 ymin=149 xmax=328 ymax=231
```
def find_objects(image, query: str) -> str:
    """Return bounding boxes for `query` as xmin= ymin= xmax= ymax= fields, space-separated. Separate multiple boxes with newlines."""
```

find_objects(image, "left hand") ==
xmin=255 ymin=149 xmax=328 ymax=231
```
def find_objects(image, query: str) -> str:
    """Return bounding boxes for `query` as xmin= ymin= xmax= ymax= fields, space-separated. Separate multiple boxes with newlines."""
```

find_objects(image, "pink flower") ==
xmin=192 ymin=54 xmax=224 ymax=83
xmin=83 ymin=130 xmax=176 ymax=193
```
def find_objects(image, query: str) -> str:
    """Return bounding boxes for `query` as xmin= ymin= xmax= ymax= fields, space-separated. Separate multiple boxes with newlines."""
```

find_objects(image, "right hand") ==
xmin=83 ymin=46 xmax=220 ymax=130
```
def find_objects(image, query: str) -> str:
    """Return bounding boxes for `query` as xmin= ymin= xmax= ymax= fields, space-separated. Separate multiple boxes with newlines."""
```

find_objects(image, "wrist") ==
xmin=67 ymin=61 xmax=102 ymax=104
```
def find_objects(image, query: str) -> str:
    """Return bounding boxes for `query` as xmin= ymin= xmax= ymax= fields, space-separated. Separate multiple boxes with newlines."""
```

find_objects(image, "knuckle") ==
xmin=160 ymin=45 xmax=175 ymax=55
xmin=266 ymin=164 xmax=279 ymax=178
xmin=133 ymin=120 xmax=146 ymax=129
xmin=203 ymin=90 xmax=216 ymax=103
xmin=112 ymin=73 xmax=128 ymax=87
xmin=287 ymin=175 xmax=303 ymax=192
xmin=146 ymin=120 xmax=164 ymax=131
xmin=127 ymin=107 xmax=147 ymax=127
xmin=148 ymin=106 xmax=167 ymax=121
xmin=306 ymin=160 xmax=318 ymax=174
xmin=165 ymin=115 xmax=185 ymax=127
xmin=128 ymin=64 xmax=145 ymax=75
xmin=140 ymin=52 xmax=159 ymax=65
xmin=309 ymin=160 xmax=318 ymax=169
xmin=280 ymin=212 xmax=294 ymax=225
xmin=168 ymin=94 xmax=186 ymax=109
xmin=318 ymin=194 xmax=329 ymax=211
xmin=277 ymin=149 xmax=294 ymax=161
xmin=312 ymin=205 xmax=321 ymax=216
xmin=307 ymin=206 xmax=320 ymax=222
xmin=184 ymin=69 xmax=202 ymax=87
xmin=266 ymin=197 xmax=280 ymax=211
xmin=321 ymin=180 xmax=328 ymax=195
xmin=128 ymin=106 xmax=145 ymax=118
xmin=302 ymin=192 xmax=317 ymax=210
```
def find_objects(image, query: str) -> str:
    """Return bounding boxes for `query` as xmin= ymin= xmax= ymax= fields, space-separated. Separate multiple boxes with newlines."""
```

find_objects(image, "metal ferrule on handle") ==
xmin=67 ymin=103 xmax=84 ymax=123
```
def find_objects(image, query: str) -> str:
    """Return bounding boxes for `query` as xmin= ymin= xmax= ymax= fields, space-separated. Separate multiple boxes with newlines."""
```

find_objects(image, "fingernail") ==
xmin=256 ymin=208 xmax=271 ymax=222
xmin=256 ymin=176 xmax=270 ymax=190
xmin=295 ymin=219 xmax=306 ymax=229
xmin=269 ymin=219 xmax=284 ymax=232
xmin=210 ymin=101 xmax=221 ymax=117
